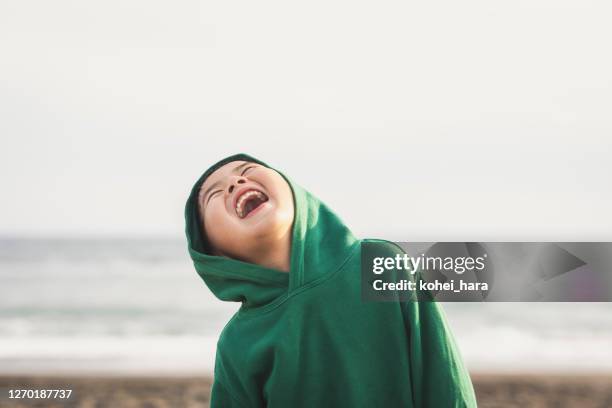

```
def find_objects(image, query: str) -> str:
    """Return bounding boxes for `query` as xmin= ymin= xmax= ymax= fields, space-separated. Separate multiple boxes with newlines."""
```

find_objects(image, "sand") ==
xmin=1 ymin=373 xmax=611 ymax=407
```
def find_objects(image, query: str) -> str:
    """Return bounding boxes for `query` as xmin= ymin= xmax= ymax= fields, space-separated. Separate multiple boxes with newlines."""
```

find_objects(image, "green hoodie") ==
xmin=185 ymin=153 xmax=477 ymax=407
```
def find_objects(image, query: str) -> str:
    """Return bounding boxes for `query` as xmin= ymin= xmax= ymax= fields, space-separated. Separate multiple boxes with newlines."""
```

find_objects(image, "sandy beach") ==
xmin=471 ymin=373 xmax=612 ymax=408
xmin=1 ymin=373 xmax=612 ymax=407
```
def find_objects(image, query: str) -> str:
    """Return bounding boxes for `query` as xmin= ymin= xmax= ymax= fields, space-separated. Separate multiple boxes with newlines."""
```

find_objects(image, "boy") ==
xmin=185 ymin=153 xmax=477 ymax=407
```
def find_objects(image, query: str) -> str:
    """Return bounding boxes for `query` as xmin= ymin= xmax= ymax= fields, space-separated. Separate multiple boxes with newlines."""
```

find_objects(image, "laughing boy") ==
xmin=185 ymin=153 xmax=476 ymax=407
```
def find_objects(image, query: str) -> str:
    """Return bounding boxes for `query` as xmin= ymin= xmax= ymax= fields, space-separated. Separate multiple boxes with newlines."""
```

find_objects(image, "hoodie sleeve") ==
xmin=210 ymin=346 xmax=251 ymax=408
xmin=210 ymin=378 xmax=246 ymax=408
xmin=401 ymin=279 xmax=478 ymax=407
xmin=364 ymin=239 xmax=477 ymax=406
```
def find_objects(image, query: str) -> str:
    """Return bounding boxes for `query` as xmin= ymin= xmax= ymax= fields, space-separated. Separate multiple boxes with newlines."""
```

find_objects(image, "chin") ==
xmin=247 ymin=213 xmax=292 ymax=241
xmin=245 ymin=218 xmax=277 ymax=240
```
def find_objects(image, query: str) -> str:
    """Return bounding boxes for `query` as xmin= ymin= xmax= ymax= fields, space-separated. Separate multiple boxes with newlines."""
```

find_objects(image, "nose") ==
xmin=228 ymin=177 xmax=246 ymax=194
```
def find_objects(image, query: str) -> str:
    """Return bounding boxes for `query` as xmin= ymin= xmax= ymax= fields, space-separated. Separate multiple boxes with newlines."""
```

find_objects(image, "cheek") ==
xmin=280 ymin=188 xmax=295 ymax=219
xmin=206 ymin=197 xmax=229 ymax=217
xmin=269 ymin=176 xmax=293 ymax=210
xmin=203 ymin=202 xmax=231 ymax=239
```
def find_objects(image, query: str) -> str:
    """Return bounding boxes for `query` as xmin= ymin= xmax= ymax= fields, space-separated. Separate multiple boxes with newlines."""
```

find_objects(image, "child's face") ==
xmin=198 ymin=160 xmax=294 ymax=260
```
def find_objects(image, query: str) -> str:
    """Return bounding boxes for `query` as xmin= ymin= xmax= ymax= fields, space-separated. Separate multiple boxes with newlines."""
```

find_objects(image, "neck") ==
xmin=249 ymin=229 xmax=292 ymax=273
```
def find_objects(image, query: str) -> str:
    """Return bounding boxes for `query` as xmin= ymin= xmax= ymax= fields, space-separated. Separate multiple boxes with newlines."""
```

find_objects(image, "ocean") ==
xmin=1 ymin=238 xmax=611 ymax=375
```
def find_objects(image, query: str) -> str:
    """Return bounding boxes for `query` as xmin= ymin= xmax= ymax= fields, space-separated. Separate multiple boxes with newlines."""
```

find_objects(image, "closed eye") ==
xmin=206 ymin=190 xmax=223 ymax=205
xmin=241 ymin=165 xmax=256 ymax=176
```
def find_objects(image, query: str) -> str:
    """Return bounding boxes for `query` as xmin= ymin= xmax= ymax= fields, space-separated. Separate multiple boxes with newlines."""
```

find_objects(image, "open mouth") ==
xmin=235 ymin=189 xmax=269 ymax=219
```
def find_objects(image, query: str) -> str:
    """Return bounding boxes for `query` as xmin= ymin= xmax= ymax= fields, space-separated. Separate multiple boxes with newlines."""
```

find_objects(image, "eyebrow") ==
xmin=200 ymin=162 xmax=253 ymax=205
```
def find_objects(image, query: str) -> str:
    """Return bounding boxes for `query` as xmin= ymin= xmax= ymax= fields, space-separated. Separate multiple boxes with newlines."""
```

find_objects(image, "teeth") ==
xmin=235 ymin=190 xmax=265 ymax=218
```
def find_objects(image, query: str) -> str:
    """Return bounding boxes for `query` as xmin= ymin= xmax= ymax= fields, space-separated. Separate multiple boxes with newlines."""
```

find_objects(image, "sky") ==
xmin=1 ymin=0 xmax=611 ymax=240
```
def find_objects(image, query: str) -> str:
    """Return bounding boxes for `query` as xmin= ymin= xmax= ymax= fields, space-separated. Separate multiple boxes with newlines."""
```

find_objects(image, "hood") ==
xmin=185 ymin=153 xmax=358 ymax=310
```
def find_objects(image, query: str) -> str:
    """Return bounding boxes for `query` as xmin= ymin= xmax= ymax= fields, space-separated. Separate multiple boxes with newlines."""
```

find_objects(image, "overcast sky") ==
xmin=1 ymin=1 xmax=611 ymax=240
